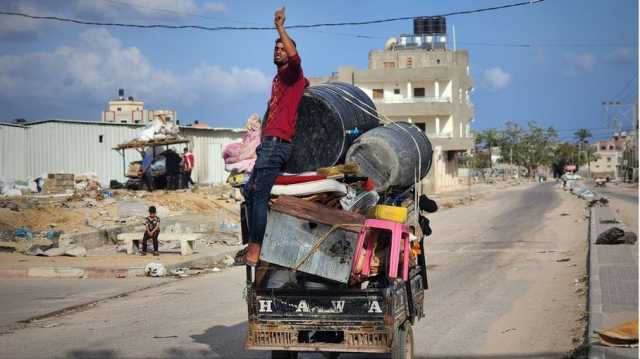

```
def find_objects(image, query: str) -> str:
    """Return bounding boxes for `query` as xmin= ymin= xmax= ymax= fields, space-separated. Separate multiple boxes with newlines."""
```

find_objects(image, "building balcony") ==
xmin=374 ymin=96 xmax=451 ymax=104
xmin=375 ymin=100 xmax=454 ymax=117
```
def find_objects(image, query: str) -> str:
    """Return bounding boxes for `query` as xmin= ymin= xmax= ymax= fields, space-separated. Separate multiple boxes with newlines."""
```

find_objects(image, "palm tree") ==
xmin=574 ymin=128 xmax=592 ymax=176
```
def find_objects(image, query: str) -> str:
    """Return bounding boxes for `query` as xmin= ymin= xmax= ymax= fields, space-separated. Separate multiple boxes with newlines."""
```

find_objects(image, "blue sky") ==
xmin=0 ymin=0 xmax=637 ymax=142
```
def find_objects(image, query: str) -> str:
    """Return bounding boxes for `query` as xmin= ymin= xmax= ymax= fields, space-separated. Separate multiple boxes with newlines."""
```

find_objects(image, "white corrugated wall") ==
xmin=24 ymin=122 xmax=141 ymax=184
xmin=0 ymin=125 xmax=28 ymax=179
xmin=181 ymin=128 xmax=245 ymax=184
xmin=1 ymin=121 xmax=244 ymax=185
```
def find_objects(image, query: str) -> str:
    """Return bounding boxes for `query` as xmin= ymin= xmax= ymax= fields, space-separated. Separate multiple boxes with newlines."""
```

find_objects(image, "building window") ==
xmin=120 ymin=120 xmax=127 ymax=123
xmin=596 ymin=165 xmax=600 ymax=168
xmin=436 ymin=59 xmax=441 ymax=64
xmin=414 ymin=123 xmax=426 ymax=132
xmin=406 ymin=57 xmax=413 ymax=68
xmin=414 ymin=88 xmax=425 ymax=97
xmin=117 ymin=107 xmax=122 ymax=112
xmin=607 ymin=165 xmax=611 ymax=168
xmin=393 ymin=88 xmax=400 ymax=95
xmin=607 ymin=157 xmax=612 ymax=162
xmin=134 ymin=120 xmax=141 ymax=124
xmin=601 ymin=146 xmax=606 ymax=150
xmin=373 ymin=89 xmax=384 ymax=99
xmin=609 ymin=146 xmax=614 ymax=150
xmin=383 ymin=62 xmax=396 ymax=69
xmin=98 ymin=135 xmax=103 ymax=143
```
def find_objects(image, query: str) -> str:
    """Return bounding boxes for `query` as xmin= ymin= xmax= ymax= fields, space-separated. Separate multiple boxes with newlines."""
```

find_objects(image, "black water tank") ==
xmin=414 ymin=16 xmax=446 ymax=35
xmin=284 ymin=82 xmax=380 ymax=173
xmin=346 ymin=122 xmax=433 ymax=191
xmin=118 ymin=88 xmax=125 ymax=97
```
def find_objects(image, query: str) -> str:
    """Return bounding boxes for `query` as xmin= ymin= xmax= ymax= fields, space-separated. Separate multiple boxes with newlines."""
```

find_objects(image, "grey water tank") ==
xmin=285 ymin=82 xmax=380 ymax=173
xmin=345 ymin=122 xmax=432 ymax=191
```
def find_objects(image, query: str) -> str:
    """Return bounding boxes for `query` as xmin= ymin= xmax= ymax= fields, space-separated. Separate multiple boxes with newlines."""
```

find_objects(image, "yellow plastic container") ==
xmin=317 ymin=162 xmax=360 ymax=177
xmin=367 ymin=205 xmax=408 ymax=223
xmin=226 ymin=173 xmax=246 ymax=187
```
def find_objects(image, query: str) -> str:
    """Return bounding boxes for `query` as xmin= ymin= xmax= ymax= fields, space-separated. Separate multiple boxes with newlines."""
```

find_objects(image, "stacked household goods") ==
xmin=225 ymin=82 xmax=438 ymax=290
xmin=223 ymin=114 xmax=261 ymax=187
xmin=130 ymin=114 xmax=180 ymax=142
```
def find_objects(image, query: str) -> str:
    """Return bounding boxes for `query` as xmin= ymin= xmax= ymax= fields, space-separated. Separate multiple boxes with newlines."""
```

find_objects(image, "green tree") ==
xmin=574 ymin=128 xmax=593 ymax=175
xmin=475 ymin=128 xmax=504 ymax=168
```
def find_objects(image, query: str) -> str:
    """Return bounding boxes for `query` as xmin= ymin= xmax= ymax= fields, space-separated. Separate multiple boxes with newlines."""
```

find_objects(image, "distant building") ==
xmin=101 ymin=89 xmax=177 ymax=124
xmin=591 ymin=131 xmax=636 ymax=180
xmin=310 ymin=17 xmax=474 ymax=193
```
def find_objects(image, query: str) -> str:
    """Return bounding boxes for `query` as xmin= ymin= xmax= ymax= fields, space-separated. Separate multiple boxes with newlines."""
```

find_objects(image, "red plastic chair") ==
xmin=352 ymin=219 xmax=411 ymax=281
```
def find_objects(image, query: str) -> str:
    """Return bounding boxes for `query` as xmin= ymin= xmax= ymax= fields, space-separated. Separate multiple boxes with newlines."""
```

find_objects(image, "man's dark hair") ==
xmin=276 ymin=38 xmax=296 ymax=48
xmin=149 ymin=206 xmax=156 ymax=214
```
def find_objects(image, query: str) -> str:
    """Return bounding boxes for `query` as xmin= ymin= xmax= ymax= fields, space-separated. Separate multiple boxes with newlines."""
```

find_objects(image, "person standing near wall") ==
xmin=182 ymin=147 xmax=195 ymax=188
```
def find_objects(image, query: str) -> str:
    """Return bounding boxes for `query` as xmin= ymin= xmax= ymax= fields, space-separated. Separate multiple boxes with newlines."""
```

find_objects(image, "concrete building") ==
xmin=591 ymin=132 xmax=636 ymax=180
xmin=101 ymin=89 xmax=177 ymax=125
xmin=310 ymin=17 xmax=474 ymax=193
xmin=0 ymin=119 xmax=243 ymax=186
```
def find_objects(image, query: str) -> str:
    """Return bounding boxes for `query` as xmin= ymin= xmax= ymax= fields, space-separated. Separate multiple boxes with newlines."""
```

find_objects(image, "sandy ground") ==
xmin=0 ymin=186 xmax=240 ymax=236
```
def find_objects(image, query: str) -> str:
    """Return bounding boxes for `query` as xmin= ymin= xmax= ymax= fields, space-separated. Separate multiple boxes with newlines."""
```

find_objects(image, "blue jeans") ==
xmin=245 ymin=140 xmax=292 ymax=245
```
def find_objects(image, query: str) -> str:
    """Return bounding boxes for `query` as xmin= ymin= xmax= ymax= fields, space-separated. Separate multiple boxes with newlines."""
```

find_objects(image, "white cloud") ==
xmin=0 ymin=0 xmax=230 ymax=40
xmin=202 ymin=2 xmax=228 ymax=14
xmin=483 ymin=67 xmax=511 ymax=91
xmin=564 ymin=52 xmax=595 ymax=73
xmin=0 ymin=28 xmax=269 ymax=116
xmin=0 ymin=1 xmax=56 ymax=41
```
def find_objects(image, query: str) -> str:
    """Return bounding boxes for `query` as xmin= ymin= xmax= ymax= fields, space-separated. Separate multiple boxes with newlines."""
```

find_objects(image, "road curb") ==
xmin=0 ymin=247 xmax=241 ymax=279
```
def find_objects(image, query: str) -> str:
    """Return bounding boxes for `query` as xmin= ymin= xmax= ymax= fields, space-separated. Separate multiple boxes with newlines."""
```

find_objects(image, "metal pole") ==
xmin=452 ymin=25 xmax=457 ymax=51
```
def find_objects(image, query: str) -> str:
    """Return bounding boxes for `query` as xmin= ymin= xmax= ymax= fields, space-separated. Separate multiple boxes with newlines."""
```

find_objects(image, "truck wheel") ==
xmin=391 ymin=323 xmax=414 ymax=359
xmin=271 ymin=350 xmax=298 ymax=359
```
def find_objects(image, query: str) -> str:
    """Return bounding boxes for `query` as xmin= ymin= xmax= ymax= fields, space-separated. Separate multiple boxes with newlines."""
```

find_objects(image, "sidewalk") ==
xmin=0 ymin=243 xmax=243 ymax=279
xmin=588 ymin=205 xmax=639 ymax=358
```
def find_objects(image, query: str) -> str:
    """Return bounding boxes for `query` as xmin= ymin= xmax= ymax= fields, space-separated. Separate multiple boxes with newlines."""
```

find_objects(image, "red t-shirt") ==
xmin=183 ymin=152 xmax=194 ymax=171
xmin=263 ymin=54 xmax=309 ymax=142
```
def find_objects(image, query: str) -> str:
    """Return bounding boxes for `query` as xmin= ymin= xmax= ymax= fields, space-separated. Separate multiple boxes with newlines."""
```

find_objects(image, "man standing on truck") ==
xmin=244 ymin=6 xmax=308 ymax=266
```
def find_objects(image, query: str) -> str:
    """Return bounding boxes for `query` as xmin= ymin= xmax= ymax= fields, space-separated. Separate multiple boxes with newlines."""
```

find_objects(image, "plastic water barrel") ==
xmin=345 ymin=122 xmax=433 ymax=191
xmin=285 ymin=82 xmax=380 ymax=173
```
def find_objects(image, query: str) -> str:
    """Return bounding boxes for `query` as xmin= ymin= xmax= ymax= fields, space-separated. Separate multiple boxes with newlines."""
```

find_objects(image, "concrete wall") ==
xmin=421 ymin=146 xmax=465 ymax=194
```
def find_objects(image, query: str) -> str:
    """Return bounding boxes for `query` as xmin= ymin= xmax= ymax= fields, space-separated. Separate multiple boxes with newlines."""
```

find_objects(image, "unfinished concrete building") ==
xmin=311 ymin=17 xmax=474 ymax=193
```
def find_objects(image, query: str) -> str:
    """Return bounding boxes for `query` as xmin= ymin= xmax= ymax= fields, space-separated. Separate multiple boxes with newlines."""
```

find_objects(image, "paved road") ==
xmin=0 ymin=183 xmax=588 ymax=359
xmin=0 ymin=278 xmax=173 ymax=327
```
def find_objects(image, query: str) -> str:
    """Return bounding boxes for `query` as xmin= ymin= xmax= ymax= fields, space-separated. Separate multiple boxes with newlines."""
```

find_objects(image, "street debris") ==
xmin=501 ymin=328 xmax=517 ymax=334
xmin=144 ymin=262 xmax=167 ymax=277
xmin=556 ymin=258 xmax=571 ymax=262
xmin=595 ymin=320 xmax=639 ymax=347
xmin=596 ymin=227 xmax=637 ymax=245
xmin=222 ymin=255 xmax=235 ymax=267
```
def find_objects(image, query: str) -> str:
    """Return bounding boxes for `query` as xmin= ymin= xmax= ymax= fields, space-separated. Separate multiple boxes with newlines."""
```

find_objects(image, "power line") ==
xmin=613 ymin=72 xmax=638 ymax=100
xmin=100 ymin=0 xmax=379 ymax=39
xmin=0 ymin=0 xmax=544 ymax=32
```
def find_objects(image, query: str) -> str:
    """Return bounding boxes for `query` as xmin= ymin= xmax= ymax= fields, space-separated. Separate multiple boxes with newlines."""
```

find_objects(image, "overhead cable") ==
xmin=0 ymin=0 xmax=544 ymax=32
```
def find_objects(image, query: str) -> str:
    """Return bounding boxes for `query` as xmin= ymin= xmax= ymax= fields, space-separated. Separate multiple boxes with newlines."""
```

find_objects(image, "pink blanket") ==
xmin=223 ymin=114 xmax=261 ymax=165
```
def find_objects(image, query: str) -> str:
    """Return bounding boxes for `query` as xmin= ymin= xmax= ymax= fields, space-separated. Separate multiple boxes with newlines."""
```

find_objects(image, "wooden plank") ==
xmin=270 ymin=196 xmax=365 ymax=232
xmin=113 ymin=137 xmax=190 ymax=150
